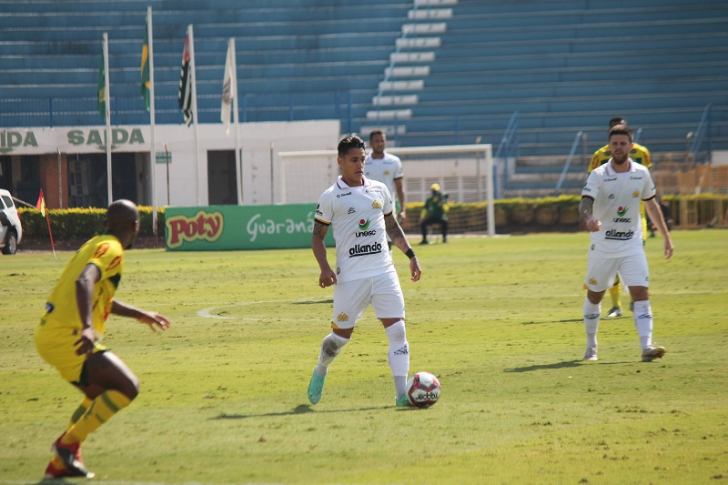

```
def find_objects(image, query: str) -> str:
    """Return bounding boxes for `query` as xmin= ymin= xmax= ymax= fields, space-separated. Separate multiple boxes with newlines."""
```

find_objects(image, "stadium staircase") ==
xmin=1 ymin=0 xmax=728 ymax=196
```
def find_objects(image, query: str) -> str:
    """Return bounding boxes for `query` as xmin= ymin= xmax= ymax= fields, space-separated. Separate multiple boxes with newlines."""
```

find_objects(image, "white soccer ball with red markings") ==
xmin=406 ymin=371 xmax=441 ymax=408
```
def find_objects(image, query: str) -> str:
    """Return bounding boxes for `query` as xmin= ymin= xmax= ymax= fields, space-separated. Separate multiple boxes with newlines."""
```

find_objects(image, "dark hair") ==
xmin=338 ymin=135 xmax=366 ymax=157
xmin=369 ymin=129 xmax=385 ymax=142
xmin=609 ymin=116 xmax=627 ymax=128
xmin=608 ymin=124 xmax=634 ymax=143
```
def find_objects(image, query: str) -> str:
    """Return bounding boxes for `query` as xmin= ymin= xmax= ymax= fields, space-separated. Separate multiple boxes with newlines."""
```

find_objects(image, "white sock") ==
xmin=583 ymin=298 xmax=601 ymax=347
xmin=315 ymin=333 xmax=349 ymax=377
xmin=385 ymin=320 xmax=409 ymax=398
xmin=633 ymin=300 xmax=653 ymax=350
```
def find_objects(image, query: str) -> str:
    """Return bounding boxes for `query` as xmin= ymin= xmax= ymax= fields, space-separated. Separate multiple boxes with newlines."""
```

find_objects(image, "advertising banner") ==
xmin=165 ymin=204 xmax=333 ymax=251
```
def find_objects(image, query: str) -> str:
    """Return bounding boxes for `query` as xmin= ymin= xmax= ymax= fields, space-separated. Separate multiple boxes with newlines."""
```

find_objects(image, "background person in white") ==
xmin=310 ymin=135 xmax=422 ymax=407
xmin=365 ymin=130 xmax=406 ymax=223
xmin=579 ymin=125 xmax=674 ymax=362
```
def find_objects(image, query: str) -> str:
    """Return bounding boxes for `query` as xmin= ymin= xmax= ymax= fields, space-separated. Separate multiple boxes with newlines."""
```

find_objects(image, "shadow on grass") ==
xmin=505 ymin=360 xmax=583 ymax=372
xmin=521 ymin=318 xmax=583 ymax=325
xmin=506 ymin=360 xmax=636 ymax=372
xmin=211 ymin=403 xmax=390 ymax=420
xmin=292 ymin=299 xmax=333 ymax=305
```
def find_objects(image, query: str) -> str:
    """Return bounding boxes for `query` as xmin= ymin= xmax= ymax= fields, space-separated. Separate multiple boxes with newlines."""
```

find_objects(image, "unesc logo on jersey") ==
xmin=356 ymin=218 xmax=377 ymax=237
xmin=166 ymin=210 xmax=224 ymax=248
xmin=613 ymin=206 xmax=631 ymax=223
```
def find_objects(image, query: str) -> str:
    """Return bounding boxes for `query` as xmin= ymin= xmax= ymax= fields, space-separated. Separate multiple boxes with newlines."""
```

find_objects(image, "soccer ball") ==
xmin=406 ymin=371 xmax=441 ymax=408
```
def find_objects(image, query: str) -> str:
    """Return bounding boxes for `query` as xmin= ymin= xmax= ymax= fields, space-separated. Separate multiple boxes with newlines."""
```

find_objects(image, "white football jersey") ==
xmin=315 ymin=176 xmax=395 ymax=283
xmin=582 ymin=159 xmax=656 ymax=256
xmin=364 ymin=152 xmax=403 ymax=201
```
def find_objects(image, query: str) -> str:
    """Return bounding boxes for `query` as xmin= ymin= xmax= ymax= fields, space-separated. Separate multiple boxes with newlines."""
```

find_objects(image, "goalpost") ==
xmin=277 ymin=144 xmax=495 ymax=237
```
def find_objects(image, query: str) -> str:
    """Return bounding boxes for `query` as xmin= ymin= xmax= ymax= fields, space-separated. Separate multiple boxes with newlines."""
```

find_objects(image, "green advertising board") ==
xmin=165 ymin=204 xmax=333 ymax=251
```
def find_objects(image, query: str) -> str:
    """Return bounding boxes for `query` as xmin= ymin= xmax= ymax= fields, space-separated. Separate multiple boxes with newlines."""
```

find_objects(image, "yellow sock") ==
xmin=609 ymin=282 xmax=622 ymax=308
xmin=68 ymin=397 xmax=94 ymax=430
xmin=61 ymin=391 xmax=132 ymax=444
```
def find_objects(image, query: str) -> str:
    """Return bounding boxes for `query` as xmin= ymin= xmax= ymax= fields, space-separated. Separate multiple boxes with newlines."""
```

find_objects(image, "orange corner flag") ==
xmin=36 ymin=190 xmax=46 ymax=216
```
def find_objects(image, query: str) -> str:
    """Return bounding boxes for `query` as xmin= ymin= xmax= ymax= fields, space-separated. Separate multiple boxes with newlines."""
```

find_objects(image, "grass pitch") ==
xmin=1 ymin=230 xmax=727 ymax=484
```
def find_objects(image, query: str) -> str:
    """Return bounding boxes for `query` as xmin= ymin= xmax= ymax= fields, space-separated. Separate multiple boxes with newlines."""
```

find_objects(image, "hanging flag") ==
xmin=141 ymin=22 xmax=151 ymax=112
xmin=36 ymin=190 xmax=46 ymax=217
xmin=221 ymin=40 xmax=235 ymax=134
xmin=178 ymin=35 xmax=192 ymax=126
xmin=97 ymin=47 xmax=106 ymax=119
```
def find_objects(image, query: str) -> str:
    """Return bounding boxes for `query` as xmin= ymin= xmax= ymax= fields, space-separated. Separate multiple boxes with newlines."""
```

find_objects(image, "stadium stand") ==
xmin=1 ymin=0 xmax=727 ymax=195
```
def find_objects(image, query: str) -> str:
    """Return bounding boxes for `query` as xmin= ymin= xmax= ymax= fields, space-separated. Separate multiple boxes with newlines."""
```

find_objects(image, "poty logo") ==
xmin=589 ymin=278 xmax=598 ymax=285
xmin=337 ymin=313 xmax=349 ymax=322
xmin=166 ymin=210 xmax=224 ymax=249
xmin=617 ymin=207 xmax=628 ymax=217
xmin=371 ymin=201 xmax=382 ymax=209
xmin=632 ymin=190 xmax=640 ymax=198
xmin=358 ymin=219 xmax=370 ymax=230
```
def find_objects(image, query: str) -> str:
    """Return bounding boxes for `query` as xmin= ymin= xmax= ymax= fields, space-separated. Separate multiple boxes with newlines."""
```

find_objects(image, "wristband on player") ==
xmin=405 ymin=248 xmax=416 ymax=259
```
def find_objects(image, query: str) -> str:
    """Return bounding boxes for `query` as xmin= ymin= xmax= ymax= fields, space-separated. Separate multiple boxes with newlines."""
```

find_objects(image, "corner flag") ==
xmin=36 ymin=190 xmax=46 ymax=216
xmin=36 ymin=190 xmax=56 ymax=258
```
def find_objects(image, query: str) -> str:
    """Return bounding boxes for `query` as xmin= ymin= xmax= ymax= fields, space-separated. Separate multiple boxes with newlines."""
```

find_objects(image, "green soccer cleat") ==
xmin=308 ymin=371 xmax=326 ymax=404
xmin=396 ymin=394 xmax=413 ymax=407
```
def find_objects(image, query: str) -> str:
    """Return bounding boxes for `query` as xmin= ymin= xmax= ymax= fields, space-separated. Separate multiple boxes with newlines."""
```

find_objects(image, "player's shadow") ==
xmin=504 ymin=360 xmax=583 ymax=372
xmin=521 ymin=318 xmax=583 ymax=325
xmin=211 ymin=403 xmax=389 ymax=420
xmin=293 ymin=299 xmax=333 ymax=305
xmin=505 ymin=360 xmax=634 ymax=372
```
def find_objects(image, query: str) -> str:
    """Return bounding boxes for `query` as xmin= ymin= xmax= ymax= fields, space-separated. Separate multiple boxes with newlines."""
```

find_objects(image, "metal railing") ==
xmin=0 ymin=91 xmax=355 ymax=129
xmin=493 ymin=111 xmax=519 ymax=197
xmin=555 ymin=131 xmax=583 ymax=190
xmin=688 ymin=103 xmax=712 ymax=163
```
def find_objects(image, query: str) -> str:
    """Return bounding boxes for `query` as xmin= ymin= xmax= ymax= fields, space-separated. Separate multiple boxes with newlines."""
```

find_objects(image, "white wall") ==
xmin=0 ymin=120 xmax=339 ymax=207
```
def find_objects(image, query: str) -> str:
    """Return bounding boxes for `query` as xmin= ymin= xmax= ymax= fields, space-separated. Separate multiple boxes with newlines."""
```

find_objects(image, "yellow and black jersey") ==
xmin=589 ymin=142 xmax=651 ymax=173
xmin=40 ymin=234 xmax=124 ymax=336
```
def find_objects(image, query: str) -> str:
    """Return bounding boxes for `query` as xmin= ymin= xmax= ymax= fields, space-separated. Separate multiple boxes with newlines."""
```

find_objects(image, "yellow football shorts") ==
xmin=35 ymin=319 xmax=106 ymax=385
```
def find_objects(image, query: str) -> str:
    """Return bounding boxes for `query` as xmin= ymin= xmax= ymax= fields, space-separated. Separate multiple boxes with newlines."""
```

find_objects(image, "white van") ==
xmin=0 ymin=189 xmax=23 ymax=254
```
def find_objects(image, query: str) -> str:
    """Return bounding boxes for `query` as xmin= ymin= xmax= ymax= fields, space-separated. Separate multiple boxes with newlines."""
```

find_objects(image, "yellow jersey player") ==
xmin=35 ymin=200 xmax=171 ymax=479
xmin=588 ymin=117 xmax=652 ymax=318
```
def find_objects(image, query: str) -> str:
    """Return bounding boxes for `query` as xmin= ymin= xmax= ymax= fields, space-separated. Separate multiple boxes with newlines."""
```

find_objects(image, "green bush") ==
xmin=18 ymin=194 xmax=727 ymax=241
xmin=19 ymin=206 xmax=165 ymax=239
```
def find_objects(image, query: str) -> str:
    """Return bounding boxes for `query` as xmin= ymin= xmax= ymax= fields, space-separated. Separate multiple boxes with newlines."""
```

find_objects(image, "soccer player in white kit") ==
xmin=579 ymin=125 xmax=674 ymax=362
xmin=309 ymin=135 xmax=422 ymax=406
xmin=365 ymin=130 xmax=406 ymax=223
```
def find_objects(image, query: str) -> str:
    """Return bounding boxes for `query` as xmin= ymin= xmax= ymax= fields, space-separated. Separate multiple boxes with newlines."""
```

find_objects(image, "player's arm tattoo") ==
xmin=579 ymin=197 xmax=594 ymax=222
xmin=384 ymin=213 xmax=407 ymax=251
xmin=312 ymin=220 xmax=328 ymax=237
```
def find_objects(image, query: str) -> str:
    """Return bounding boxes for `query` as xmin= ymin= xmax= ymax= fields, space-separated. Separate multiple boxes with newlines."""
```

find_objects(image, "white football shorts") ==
xmin=331 ymin=270 xmax=405 ymax=329
xmin=584 ymin=250 xmax=650 ymax=292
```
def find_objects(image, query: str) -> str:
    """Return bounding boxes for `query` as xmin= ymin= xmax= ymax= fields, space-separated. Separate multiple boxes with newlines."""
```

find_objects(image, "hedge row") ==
xmin=18 ymin=194 xmax=728 ymax=240
xmin=18 ymin=206 xmax=165 ymax=239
